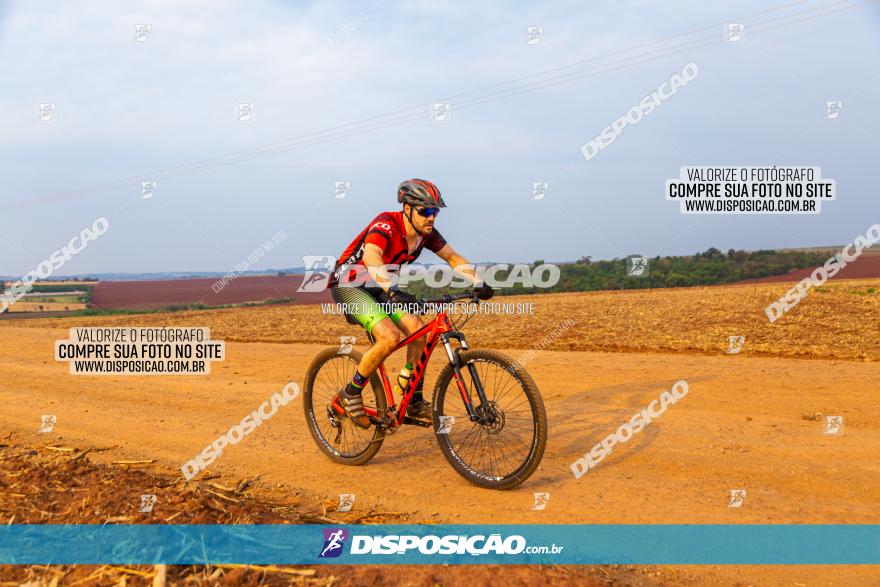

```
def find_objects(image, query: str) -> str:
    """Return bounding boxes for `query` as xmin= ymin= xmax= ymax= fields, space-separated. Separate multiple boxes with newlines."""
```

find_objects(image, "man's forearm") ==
xmin=448 ymin=253 xmax=479 ymax=285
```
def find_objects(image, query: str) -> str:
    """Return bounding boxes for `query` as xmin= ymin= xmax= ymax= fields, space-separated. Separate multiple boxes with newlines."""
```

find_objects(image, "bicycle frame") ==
xmin=332 ymin=300 xmax=491 ymax=429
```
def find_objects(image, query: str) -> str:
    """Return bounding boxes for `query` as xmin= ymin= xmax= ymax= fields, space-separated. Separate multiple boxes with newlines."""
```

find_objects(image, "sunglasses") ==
xmin=415 ymin=206 xmax=440 ymax=218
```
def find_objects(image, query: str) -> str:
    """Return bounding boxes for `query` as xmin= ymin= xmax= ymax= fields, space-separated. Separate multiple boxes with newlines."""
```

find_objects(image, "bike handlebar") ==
xmin=419 ymin=291 xmax=480 ymax=305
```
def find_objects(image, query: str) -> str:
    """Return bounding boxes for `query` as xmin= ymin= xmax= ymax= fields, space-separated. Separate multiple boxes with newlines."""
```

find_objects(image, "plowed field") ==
xmin=2 ymin=280 xmax=878 ymax=585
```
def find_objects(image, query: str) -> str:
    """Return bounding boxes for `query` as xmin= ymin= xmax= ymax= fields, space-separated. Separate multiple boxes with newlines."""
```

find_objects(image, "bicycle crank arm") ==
xmin=402 ymin=416 xmax=432 ymax=428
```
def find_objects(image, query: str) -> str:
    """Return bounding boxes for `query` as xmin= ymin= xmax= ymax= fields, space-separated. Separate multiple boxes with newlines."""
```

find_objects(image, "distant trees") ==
xmin=491 ymin=248 xmax=828 ymax=295
xmin=403 ymin=248 xmax=827 ymax=297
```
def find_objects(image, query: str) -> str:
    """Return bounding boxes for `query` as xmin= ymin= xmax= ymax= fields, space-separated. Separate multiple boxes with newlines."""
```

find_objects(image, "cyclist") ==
xmin=329 ymin=179 xmax=494 ymax=428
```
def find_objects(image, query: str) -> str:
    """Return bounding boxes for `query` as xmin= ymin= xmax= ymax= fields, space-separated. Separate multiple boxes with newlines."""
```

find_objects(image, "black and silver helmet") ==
xmin=397 ymin=178 xmax=446 ymax=208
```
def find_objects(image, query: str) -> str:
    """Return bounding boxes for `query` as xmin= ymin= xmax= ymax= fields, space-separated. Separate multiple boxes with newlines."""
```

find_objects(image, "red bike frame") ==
xmin=331 ymin=297 xmax=479 ymax=428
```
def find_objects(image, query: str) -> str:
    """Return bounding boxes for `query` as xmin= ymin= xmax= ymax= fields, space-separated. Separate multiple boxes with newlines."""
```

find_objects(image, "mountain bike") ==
xmin=303 ymin=291 xmax=547 ymax=490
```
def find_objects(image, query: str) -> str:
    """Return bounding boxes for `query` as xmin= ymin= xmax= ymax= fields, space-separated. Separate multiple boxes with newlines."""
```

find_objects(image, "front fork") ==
xmin=441 ymin=332 xmax=495 ymax=424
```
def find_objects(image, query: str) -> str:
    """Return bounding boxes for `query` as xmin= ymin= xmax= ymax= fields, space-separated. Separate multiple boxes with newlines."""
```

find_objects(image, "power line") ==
xmin=9 ymin=0 xmax=873 ymax=209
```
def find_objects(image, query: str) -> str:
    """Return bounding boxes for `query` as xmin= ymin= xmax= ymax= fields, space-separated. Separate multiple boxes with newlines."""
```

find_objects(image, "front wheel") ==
xmin=432 ymin=349 xmax=547 ymax=489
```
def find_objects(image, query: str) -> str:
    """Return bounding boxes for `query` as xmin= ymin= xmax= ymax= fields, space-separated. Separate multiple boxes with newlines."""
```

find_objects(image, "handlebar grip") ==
xmin=419 ymin=291 xmax=477 ymax=305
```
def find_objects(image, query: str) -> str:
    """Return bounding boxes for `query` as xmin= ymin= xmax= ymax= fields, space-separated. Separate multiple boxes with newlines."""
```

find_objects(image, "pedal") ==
xmin=402 ymin=416 xmax=431 ymax=428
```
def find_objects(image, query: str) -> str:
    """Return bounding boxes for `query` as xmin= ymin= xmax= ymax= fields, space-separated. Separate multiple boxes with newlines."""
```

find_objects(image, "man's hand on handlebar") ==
xmin=387 ymin=287 xmax=419 ymax=306
xmin=475 ymin=282 xmax=495 ymax=300
xmin=402 ymin=286 xmax=492 ymax=307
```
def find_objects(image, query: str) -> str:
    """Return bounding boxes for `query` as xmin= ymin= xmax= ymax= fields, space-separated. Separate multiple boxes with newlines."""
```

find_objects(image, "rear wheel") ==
xmin=432 ymin=349 xmax=547 ymax=489
xmin=303 ymin=347 xmax=386 ymax=465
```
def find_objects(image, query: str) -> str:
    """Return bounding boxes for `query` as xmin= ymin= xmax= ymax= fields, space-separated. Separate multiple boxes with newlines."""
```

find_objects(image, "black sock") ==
xmin=412 ymin=378 xmax=425 ymax=403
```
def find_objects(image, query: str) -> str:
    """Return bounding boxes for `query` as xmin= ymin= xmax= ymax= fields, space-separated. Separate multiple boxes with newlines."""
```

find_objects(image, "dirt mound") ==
xmin=0 ymin=443 xmax=323 ymax=525
xmin=0 ymin=441 xmax=634 ymax=586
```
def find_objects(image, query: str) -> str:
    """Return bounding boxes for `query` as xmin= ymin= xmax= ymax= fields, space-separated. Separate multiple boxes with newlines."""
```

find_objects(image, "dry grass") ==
xmin=5 ymin=300 xmax=87 ymax=312
xmin=0 ymin=440 xmax=408 ymax=586
xmin=4 ymin=279 xmax=878 ymax=361
xmin=0 ymin=440 xmax=615 ymax=587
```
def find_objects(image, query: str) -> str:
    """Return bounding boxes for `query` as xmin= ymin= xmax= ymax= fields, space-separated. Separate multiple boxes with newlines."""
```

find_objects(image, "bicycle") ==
xmin=303 ymin=291 xmax=547 ymax=490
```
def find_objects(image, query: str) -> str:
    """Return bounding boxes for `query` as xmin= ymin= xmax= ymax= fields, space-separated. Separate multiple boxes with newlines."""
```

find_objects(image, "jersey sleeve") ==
xmin=363 ymin=214 xmax=397 ymax=250
xmin=425 ymin=228 xmax=447 ymax=253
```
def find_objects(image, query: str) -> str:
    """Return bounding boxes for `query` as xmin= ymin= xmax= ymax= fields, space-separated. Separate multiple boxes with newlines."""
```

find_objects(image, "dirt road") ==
xmin=1 ymin=325 xmax=878 ymax=584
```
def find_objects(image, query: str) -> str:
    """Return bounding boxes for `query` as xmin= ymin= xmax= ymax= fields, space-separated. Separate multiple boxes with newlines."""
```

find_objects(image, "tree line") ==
xmin=404 ymin=248 xmax=826 ymax=297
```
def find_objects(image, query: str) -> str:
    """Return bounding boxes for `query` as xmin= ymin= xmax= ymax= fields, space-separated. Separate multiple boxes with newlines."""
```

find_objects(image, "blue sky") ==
xmin=1 ymin=0 xmax=878 ymax=275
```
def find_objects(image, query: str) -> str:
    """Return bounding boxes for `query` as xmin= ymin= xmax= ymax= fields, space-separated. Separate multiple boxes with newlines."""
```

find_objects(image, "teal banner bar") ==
xmin=1 ymin=525 xmax=877 ymax=565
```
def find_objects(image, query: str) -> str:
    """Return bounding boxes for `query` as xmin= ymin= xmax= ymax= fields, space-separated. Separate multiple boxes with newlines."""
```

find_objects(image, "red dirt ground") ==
xmin=89 ymin=275 xmax=331 ymax=309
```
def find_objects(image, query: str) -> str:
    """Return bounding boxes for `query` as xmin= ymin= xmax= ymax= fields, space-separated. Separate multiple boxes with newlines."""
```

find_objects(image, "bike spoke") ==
xmin=310 ymin=355 xmax=379 ymax=458
xmin=439 ymin=358 xmax=538 ymax=482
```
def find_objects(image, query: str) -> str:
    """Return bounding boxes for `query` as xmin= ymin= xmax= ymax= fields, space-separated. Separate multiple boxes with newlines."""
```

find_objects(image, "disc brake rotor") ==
xmin=479 ymin=401 xmax=505 ymax=435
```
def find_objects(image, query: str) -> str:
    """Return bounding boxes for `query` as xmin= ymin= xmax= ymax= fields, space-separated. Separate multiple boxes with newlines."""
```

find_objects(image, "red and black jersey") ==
xmin=329 ymin=211 xmax=447 ymax=286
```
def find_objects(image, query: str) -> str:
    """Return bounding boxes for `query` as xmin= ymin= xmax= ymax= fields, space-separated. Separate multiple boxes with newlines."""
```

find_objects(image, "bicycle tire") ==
xmin=303 ymin=346 xmax=386 ymax=465
xmin=432 ymin=349 xmax=547 ymax=489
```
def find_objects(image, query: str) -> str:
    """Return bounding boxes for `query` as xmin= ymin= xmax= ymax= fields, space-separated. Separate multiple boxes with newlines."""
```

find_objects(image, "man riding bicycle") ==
xmin=328 ymin=179 xmax=494 ymax=429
